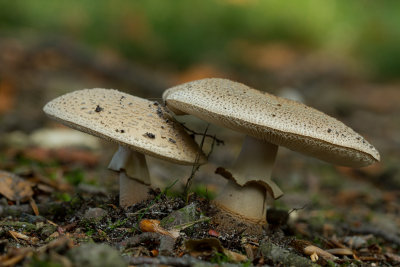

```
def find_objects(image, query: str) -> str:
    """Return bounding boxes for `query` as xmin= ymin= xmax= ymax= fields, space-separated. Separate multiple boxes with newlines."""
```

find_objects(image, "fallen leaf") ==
xmin=0 ymin=171 xmax=33 ymax=202
xmin=139 ymin=219 xmax=179 ymax=238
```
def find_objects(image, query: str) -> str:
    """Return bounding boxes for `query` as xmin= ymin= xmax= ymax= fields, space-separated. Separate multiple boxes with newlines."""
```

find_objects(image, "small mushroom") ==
xmin=43 ymin=88 xmax=206 ymax=207
xmin=163 ymin=78 xmax=380 ymax=230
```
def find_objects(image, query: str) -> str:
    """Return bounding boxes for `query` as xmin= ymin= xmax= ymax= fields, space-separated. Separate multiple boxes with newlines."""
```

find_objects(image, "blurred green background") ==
xmin=1 ymin=0 xmax=400 ymax=79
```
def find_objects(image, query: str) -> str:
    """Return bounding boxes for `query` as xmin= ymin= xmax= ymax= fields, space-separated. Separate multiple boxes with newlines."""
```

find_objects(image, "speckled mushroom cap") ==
xmin=163 ymin=78 xmax=380 ymax=167
xmin=43 ymin=88 xmax=206 ymax=165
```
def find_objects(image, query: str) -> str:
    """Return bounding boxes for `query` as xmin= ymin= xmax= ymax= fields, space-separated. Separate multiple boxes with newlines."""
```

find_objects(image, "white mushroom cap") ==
xmin=163 ymin=78 xmax=380 ymax=167
xmin=44 ymin=88 xmax=206 ymax=165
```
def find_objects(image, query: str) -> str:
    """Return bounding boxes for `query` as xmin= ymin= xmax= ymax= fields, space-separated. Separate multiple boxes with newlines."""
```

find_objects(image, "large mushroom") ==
xmin=44 ymin=88 xmax=206 ymax=207
xmin=163 ymin=78 xmax=380 ymax=229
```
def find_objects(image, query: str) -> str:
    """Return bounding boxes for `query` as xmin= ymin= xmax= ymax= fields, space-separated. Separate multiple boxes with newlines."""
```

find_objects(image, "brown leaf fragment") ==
xmin=326 ymin=248 xmax=354 ymax=256
xmin=29 ymin=197 xmax=39 ymax=216
xmin=303 ymin=245 xmax=337 ymax=262
xmin=0 ymin=171 xmax=33 ymax=202
xmin=139 ymin=219 xmax=179 ymax=238
xmin=291 ymin=240 xmax=336 ymax=261
xmin=224 ymin=249 xmax=248 ymax=262
xmin=46 ymin=219 xmax=58 ymax=227
xmin=8 ymin=230 xmax=38 ymax=244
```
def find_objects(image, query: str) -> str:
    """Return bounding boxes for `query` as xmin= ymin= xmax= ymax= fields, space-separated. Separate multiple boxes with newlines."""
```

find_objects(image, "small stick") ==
xmin=184 ymin=125 xmax=208 ymax=199
xmin=180 ymin=123 xmax=224 ymax=146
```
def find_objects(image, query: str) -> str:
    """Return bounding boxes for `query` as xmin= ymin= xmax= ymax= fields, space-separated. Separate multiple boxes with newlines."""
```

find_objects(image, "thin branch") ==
xmin=180 ymin=123 xmax=224 ymax=146
xmin=184 ymin=125 xmax=208 ymax=200
xmin=288 ymin=203 xmax=310 ymax=215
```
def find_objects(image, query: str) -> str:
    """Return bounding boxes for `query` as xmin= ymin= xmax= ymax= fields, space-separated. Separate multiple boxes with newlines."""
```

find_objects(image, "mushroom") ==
xmin=43 ymin=88 xmax=206 ymax=207
xmin=163 ymin=78 xmax=380 ymax=228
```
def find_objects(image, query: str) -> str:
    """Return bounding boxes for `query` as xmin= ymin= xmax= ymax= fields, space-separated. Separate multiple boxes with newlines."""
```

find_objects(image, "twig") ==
xmin=183 ymin=125 xmax=208 ymax=199
xmin=288 ymin=203 xmax=310 ymax=215
xmin=207 ymin=134 xmax=217 ymax=159
xmin=180 ymin=123 xmax=224 ymax=146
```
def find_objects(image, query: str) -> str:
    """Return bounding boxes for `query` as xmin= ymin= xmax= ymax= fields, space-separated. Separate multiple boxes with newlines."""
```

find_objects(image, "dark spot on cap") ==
xmin=144 ymin=132 xmax=155 ymax=139
xmin=120 ymin=129 xmax=125 ymax=133
xmin=95 ymin=105 xmax=103 ymax=112
xmin=168 ymin=138 xmax=176 ymax=144
xmin=327 ymin=129 xmax=332 ymax=133
xmin=153 ymin=102 xmax=159 ymax=106
xmin=156 ymin=106 xmax=163 ymax=118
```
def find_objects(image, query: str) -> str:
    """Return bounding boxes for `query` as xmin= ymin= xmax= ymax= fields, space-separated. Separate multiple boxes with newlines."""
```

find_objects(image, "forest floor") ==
xmin=0 ymin=37 xmax=399 ymax=266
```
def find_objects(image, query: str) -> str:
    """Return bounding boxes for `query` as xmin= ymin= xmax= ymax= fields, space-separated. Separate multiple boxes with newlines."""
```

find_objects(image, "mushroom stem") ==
xmin=214 ymin=136 xmax=282 ymax=223
xmin=108 ymin=145 xmax=152 ymax=207
xmin=215 ymin=180 xmax=268 ymax=224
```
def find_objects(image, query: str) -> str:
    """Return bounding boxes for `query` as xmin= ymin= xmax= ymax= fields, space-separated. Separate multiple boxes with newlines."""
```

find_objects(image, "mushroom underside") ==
xmin=108 ymin=145 xmax=152 ymax=207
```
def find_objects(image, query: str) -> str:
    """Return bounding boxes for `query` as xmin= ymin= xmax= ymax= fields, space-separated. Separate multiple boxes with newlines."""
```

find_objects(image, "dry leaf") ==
xmin=29 ymin=197 xmax=39 ymax=216
xmin=326 ymin=248 xmax=354 ymax=256
xmin=8 ymin=230 xmax=38 ymax=244
xmin=139 ymin=219 xmax=179 ymax=238
xmin=303 ymin=245 xmax=336 ymax=261
xmin=0 ymin=171 xmax=33 ymax=202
